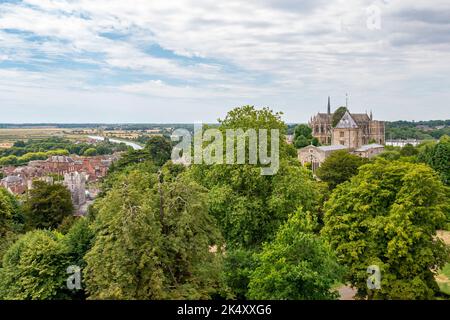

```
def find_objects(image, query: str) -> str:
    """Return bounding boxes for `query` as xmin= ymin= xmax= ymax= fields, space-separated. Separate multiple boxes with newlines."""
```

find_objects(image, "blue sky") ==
xmin=0 ymin=0 xmax=449 ymax=123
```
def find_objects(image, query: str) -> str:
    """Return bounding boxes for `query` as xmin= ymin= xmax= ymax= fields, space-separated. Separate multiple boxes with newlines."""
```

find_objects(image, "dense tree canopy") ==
xmin=84 ymin=169 xmax=226 ymax=299
xmin=399 ymin=143 xmax=418 ymax=157
xmin=316 ymin=150 xmax=367 ymax=189
xmin=322 ymin=160 xmax=450 ymax=299
xmin=24 ymin=181 xmax=74 ymax=230
xmin=248 ymin=210 xmax=343 ymax=300
xmin=385 ymin=120 xmax=450 ymax=140
xmin=0 ymin=137 xmax=129 ymax=167
xmin=83 ymin=148 xmax=98 ymax=157
xmin=293 ymin=124 xmax=319 ymax=148
xmin=0 ymin=230 xmax=71 ymax=300
xmin=144 ymin=135 xmax=172 ymax=167
xmin=417 ymin=136 xmax=450 ymax=185
xmin=0 ymin=188 xmax=19 ymax=236
xmin=186 ymin=106 xmax=326 ymax=299
xmin=107 ymin=136 xmax=171 ymax=175
xmin=1 ymin=106 xmax=447 ymax=301
xmin=188 ymin=106 xmax=321 ymax=249
xmin=0 ymin=188 xmax=22 ymax=265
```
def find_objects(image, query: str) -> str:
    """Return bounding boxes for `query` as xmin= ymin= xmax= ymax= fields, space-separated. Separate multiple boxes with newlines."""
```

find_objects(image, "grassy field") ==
xmin=0 ymin=128 xmax=86 ymax=144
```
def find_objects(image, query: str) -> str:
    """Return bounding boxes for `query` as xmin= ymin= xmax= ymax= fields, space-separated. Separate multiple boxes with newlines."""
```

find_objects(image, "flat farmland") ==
xmin=0 ymin=128 xmax=86 ymax=143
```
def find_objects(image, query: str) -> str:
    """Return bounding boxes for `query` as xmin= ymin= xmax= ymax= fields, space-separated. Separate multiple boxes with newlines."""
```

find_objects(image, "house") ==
xmin=353 ymin=144 xmax=385 ymax=158
xmin=298 ymin=145 xmax=348 ymax=172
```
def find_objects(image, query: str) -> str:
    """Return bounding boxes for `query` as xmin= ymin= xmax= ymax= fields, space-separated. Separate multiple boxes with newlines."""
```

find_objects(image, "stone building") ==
xmin=309 ymin=96 xmax=333 ymax=145
xmin=353 ymin=143 xmax=385 ymax=158
xmin=64 ymin=172 xmax=87 ymax=211
xmin=298 ymin=145 xmax=348 ymax=172
xmin=309 ymin=97 xmax=385 ymax=149
xmin=298 ymin=143 xmax=385 ymax=173
xmin=0 ymin=175 xmax=26 ymax=194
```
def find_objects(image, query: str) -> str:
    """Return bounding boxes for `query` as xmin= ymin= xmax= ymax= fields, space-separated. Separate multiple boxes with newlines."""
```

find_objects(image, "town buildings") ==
xmin=1 ymin=153 xmax=117 ymax=201
xmin=1 ymin=154 xmax=118 ymax=215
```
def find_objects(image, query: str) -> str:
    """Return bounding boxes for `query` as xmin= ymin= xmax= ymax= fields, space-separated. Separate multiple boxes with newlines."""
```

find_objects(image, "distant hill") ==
xmin=385 ymin=120 xmax=450 ymax=140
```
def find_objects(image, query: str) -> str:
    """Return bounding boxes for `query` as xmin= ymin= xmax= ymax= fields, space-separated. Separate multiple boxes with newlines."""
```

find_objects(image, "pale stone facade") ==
xmin=353 ymin=144 xmax=385 ymax=158
xmin=309 ymin=98 xmax=385 ymax=149
xmin=298 ymin=145 xmax=348 ymax=172
xmin=64 ymin=172 xmax=86 ymax=208
xmin=298 ymin=143 xmax=385 ymax=172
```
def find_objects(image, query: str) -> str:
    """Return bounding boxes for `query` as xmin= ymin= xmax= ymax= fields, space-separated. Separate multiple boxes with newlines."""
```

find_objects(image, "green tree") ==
xmin=0 ymin=155 xmax=18 ymax=166
xmin=190 ymin=159 xmax=320 ymax=250
xmin=218 ymin=105 xmax=289 ymax=158
xmin=0 ymin=230 xmax=72 ymax=300
xmin=160 ymin=160 xmax=186 ymax=182
xmin=332 ymin=106 xmax=347 ymax=127
xmin=378 ymin=150 xmax=401 ymax=161
xmin=62 ymin=217 xmax=94 ymax=300
xmin=418 ymin=137 xmax=450 ymax=185
xmin=24 ymin=181 xmax=74 ymax=230
xmin=294 ymin=135 xmax=310 ymax=148
xmin=84 ymin=169 xmax=226 ymax=299
xmin=13 ymin=140 xmax=26 ymax=148
xmin=0 ymin=188 xmax=18 ymax=235
xmin=247 ymin=210 xmax=343 ymax=300
xmin=294 ymin=124 xmax=312 ymax=139
xmin=311 ymin=137 xmax=320 ymax=146
xmin=322 ymin=160 xmax=450 ymax=299
xmin=83 ymin=148 xmax=98 ymax=157
xmin=400 ymin=143 xmax=418 ymax=157
xmin=188 ymin=106 xmax=320 ymax=250
xmin=223 ymin=248 xmax=257 ymax=300
xmin=316 ymin=150 xmax=366 ymax=189
xmin=145 ymin=136 xmax=172 ymax=167
xmin=293 ymin=124 xmax=319 ymax=148
xmin=107 ymin=137 xmax=171 ymax=175
xmin=63 ymin=217 xmax=93 ymax=268
xmin=0 ymin=188 xmax=23 ymax=264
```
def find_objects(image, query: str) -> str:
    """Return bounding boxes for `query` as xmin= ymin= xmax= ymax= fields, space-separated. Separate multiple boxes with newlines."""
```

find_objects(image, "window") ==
xmin=340 ymin=131 xmax=345 ymax=138
xmin=340 ymin=140 xmax=345 ymax=145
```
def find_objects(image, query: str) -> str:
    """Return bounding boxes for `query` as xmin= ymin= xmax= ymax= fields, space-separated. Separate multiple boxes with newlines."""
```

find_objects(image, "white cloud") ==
xmin=0 ymin=0 xmax=449 ymax=122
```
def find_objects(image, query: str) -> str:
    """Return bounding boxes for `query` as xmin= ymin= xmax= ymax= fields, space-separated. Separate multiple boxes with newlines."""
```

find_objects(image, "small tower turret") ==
xmin=327 ymin=96 xmax=331 ymax=115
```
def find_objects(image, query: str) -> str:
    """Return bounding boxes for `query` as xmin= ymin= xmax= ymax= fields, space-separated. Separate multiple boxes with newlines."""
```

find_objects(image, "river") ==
xmin=87 ymin=136 xmax=144 ymax=150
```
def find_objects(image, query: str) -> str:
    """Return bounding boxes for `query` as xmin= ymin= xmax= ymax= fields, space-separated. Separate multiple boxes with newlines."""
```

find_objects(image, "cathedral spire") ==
xmin=327 ymin=96 xmax=331 ymax=114
xmin=370 ymin=110 xmax=373 ymax=120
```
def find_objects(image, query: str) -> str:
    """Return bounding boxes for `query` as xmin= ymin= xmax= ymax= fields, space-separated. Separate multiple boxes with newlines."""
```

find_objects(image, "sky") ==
xmin=0 ymin=0 xmax=449 ymax=123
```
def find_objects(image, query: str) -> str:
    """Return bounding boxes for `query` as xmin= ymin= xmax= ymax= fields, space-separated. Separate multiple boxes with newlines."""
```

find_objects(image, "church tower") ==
xmin=327 ymin=96 xmax=331 ymax=115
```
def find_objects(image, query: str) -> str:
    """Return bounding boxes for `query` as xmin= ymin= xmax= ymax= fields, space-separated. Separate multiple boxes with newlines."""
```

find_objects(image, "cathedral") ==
xmin=309 ymin=97 xmax=385 ymax=149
